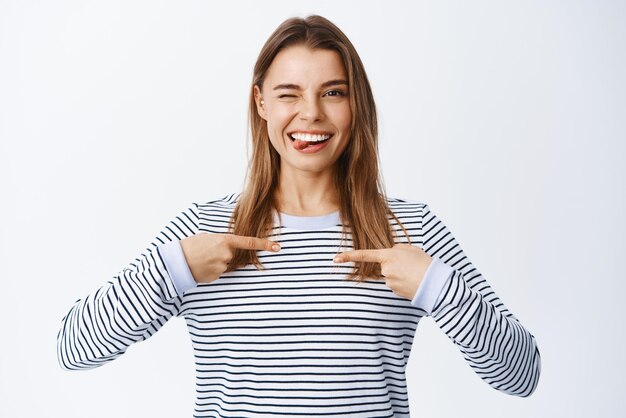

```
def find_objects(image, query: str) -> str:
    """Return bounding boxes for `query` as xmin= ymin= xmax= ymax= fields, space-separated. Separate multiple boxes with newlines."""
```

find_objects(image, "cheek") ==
xmin=266 ymin=128 xmax=283 ymax=154
xmin=266 ymin=112 xmax=291 ymax=148
xmin=336 ymin=104 xmax=352 ymax=132
xmin=266 ymin=117 xmax=283 ymax=140
xmin=267 ymin=106 xmax=293 ymax=131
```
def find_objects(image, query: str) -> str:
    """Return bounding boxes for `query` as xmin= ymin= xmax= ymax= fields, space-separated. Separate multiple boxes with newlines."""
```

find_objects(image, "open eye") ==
xmin=324 ymin=90 xmax=346 ymax=97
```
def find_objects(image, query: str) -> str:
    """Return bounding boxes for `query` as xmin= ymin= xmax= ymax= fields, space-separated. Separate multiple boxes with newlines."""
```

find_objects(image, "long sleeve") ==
xmin=411 ymin=255 xmax=454 ymax=313
xmin=56 ymin=203 xmax=200 ymax=371
xmin=415 ymin=203 xmax=541 ymax=397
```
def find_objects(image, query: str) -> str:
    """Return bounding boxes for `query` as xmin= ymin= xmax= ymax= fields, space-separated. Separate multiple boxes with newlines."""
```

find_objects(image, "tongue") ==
xmin=293 ymin=139 xmax=311 ymax=150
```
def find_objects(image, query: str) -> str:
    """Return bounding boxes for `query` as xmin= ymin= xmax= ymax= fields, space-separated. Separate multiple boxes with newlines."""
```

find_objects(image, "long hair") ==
xmin=225 ymin=14 xmax=411 ymax=282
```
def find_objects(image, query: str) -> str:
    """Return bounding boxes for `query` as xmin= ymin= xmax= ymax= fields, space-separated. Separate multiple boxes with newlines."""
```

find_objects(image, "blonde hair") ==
xmin=225 ymin=14 xmax=411 ymax=282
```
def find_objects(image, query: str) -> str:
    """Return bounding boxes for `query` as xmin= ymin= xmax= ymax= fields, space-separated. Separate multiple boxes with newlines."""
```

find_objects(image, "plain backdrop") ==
xmin=1 ymin=0 xmax=625 ymax=417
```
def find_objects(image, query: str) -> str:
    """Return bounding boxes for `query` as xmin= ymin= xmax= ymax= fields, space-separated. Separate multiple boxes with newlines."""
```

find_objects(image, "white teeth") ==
xmin=290 ymin=132 xmax=332 ymax=142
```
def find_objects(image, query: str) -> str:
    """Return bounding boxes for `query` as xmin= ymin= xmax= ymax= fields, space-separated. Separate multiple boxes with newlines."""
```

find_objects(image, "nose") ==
xmin=299 ymin=96 xmax=323 ymax=122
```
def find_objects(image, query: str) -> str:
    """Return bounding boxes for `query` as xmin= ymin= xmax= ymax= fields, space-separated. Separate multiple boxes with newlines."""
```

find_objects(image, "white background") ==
xmin=1 ymin=0 xmax=624 ymax=417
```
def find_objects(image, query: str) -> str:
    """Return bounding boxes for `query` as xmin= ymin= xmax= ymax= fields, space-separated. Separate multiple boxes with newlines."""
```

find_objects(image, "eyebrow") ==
xmin=272 ymin=79 xmax=349 ymax=91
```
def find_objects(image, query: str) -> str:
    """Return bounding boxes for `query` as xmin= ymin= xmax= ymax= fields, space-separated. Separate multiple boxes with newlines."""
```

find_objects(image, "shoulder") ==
xmin=385 ymin=196 xmax=429 ymax=216
xmin=195 ymin=192 xmax=241 ymax=212
xmin=384 ymin=196 xmax=434 ymax=233
xmin=191 ymin=192 xmax=241 ymax=233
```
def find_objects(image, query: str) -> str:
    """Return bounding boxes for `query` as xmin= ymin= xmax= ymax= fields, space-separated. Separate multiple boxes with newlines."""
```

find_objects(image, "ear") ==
xmin=253 ymin=85 xmax=267 ymax=120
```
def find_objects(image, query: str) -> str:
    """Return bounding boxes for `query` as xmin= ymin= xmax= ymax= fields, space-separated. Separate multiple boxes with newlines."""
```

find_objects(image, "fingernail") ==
xmin=272 ymin=244 xmax=280 ymax=251
xmin=334 ymin=256 xmax=343 ymax=263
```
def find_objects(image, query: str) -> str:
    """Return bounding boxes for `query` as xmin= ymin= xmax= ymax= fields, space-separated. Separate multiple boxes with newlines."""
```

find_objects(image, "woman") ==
xmin=57 ymin=15 xmax=541 ymax=417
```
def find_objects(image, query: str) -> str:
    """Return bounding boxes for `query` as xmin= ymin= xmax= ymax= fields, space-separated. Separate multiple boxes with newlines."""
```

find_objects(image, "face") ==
xmin=254 ymin=45 xmax=352 ymax=175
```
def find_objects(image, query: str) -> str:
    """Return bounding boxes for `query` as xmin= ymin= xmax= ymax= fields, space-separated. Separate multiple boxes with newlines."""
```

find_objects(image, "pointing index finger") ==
xmin=334 ymin=249 xmax=385 ymax=264
xmin=226 ymin=234 xmax=280 ymax=252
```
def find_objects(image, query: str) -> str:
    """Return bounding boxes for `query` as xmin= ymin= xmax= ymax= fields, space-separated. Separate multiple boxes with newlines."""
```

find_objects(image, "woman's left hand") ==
xmin=333 ymin=243 xmax=433 ymax=301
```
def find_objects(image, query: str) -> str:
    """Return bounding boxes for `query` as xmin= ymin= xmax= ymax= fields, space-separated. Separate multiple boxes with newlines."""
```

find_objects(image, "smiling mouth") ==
xmin=288 ymin=132 xmax=333 ymax=146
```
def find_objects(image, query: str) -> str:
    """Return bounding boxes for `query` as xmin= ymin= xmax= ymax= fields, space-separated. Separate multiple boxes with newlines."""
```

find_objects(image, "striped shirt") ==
xmin=57 ymin=193 xmax=541 ymax=417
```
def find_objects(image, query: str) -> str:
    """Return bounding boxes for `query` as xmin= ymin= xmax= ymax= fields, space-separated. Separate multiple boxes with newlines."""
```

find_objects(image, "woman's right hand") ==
xmin=179 ymin=233 xmax=281 ymax=284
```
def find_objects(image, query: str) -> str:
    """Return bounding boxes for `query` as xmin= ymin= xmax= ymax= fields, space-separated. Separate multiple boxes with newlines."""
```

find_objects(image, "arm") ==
xmin=412 ymin=203 xmax=541 ymax=397
xmin=56 ymin=203 xmax=200 ymax=370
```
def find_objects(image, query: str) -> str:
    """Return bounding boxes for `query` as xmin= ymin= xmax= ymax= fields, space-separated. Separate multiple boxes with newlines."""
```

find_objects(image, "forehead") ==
xmin=264 ymin=45 xmax=347 ymax=87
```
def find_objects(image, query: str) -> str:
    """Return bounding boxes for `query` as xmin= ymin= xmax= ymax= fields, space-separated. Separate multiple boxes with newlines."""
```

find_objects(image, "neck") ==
xmin=275 ymin=164 xmax=340 ymax=216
